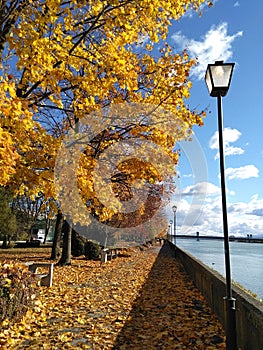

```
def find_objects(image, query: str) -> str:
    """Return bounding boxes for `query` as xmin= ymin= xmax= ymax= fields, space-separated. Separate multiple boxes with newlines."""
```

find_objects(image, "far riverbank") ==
xmin=171 ymin=234 xmax=263 ymax=244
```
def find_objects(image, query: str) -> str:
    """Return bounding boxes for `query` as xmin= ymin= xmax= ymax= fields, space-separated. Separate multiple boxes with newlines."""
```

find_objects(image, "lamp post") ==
xmin=172 ymin=205 xmax=177 ymax=247
xmin=169 ymin=220 xmax=173 ymax=237
xmin=167 ymin=223 xmax=170 ymax=239
xmin=205 ymin=61 xmax=237 ymax=350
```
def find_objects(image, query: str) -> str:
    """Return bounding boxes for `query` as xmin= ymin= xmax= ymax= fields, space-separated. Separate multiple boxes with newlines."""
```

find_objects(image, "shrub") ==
xmin=0 ymin=262 xmax=37 ymax=323
xmin=71 ymin=232 xmax=87 ymax=257
xmin=84 ymin=240 xmax=101 ymax=260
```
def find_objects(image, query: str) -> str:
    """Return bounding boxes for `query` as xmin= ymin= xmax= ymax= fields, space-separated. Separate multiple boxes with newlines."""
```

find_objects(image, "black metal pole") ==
xmin=173 ymin=211 xmax=176 ymax=245
xmin=217 ymin=95 xmax=237 ymax=350
xmin=168 ymin=224 xmax=171 ymax=240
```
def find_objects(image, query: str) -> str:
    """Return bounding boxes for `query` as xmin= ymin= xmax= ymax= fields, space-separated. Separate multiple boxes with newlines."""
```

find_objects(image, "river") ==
xmin=174 ymin=238 xmax=263 ymax=300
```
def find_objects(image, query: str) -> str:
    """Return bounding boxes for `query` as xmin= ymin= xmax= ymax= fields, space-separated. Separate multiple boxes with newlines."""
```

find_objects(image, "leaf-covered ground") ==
xmin=0 ymin=243 xmax=226 ymax=349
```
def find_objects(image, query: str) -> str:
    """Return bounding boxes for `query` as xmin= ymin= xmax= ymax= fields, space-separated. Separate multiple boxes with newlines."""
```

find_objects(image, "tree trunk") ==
xmin=44 ymin=218 xmax=51 ymax=244
xmin=44 ymin=225 xmax=48 ymax=244
xmin=2 ymin=235 xmax=8 ymax=249
xmin=57 ymin=220 xmax=72 ymax=265
xmin=50 ymin=210 xmax=63 ymax=259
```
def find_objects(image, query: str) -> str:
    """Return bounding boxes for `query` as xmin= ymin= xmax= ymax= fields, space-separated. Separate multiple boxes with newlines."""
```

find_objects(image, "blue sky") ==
xmin=166 ymin=0 xmax=263 ymax=237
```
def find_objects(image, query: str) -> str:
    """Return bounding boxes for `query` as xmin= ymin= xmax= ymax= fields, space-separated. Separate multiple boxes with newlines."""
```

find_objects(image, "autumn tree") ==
xmin=10 ymin=193 xmax=44 ymax=239
xmin=50 ymin=209 xmax=63 ymax=259
xmin=0 ymin=187 xmax=17 ymax=246
xmin=0 ymin=0 xmax=208 ymax=264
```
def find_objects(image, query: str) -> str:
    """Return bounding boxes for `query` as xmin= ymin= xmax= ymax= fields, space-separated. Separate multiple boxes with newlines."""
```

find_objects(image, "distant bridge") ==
xmin=172 ymin=235 xmax=263 ymax=243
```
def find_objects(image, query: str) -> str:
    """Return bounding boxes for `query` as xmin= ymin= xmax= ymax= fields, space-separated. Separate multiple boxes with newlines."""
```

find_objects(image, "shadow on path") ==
xmin=113 ymin=242 xmax=225 ymax=350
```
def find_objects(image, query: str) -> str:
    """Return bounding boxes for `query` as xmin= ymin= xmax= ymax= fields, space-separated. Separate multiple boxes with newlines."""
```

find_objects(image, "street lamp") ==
xmin=172 ymin=205 xmax=177 ymax=247
xmin=169 ymin=220 xmax=173 ymax=237
xmin=205 ymin=60 xmax=237 ymax=350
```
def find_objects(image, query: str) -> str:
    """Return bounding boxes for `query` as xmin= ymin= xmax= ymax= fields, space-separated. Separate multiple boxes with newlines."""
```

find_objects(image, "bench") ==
xmin=26 ymin=262 xmax=54 ymax=287
xmin=100 ymin=248 xmax=119 ymax=264
xmin=156 ymin=238 xmax=165 ymax=246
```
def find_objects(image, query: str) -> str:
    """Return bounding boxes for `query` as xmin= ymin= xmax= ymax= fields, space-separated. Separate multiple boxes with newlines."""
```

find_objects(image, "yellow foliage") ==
xmin=0 ymin=0 xmax=207 ymax=220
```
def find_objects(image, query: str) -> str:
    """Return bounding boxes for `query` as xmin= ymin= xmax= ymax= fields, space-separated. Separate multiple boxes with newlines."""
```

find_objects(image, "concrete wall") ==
xmin=168 ymin=242 xmax=263 ymax=350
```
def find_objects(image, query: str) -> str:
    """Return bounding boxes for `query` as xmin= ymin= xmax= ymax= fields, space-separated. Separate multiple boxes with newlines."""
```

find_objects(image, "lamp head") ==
xmin=205 ymin=61 xmax=235 ymax=97
xmin=172 ymin=205 xmax=177 ymax=213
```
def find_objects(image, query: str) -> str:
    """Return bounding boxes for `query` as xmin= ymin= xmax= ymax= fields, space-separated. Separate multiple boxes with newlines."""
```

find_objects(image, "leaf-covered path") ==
xmin=1 ymin=243 xmax=226 ymax=349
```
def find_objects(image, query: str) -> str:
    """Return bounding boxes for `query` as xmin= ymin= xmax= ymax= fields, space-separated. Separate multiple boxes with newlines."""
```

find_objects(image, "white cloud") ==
xmin=251 ymin=209 xmax=263 ymax=216
xmin=209 ymin=127 xmax=244 ymax=159
xmin=172 ymin=22 xmax=243 ymax=80
xmin=182 ymin=173 xmax=193 ymax=178
xmin=210 ymin=127 xmax=241 ymax=148
xmin=182 ymin=181 xmax=220 ymax=196
xmin=229 ymin=189 xmax=236 ymax=196
xmin=234 ymin=1 xmax=240 ymax=7
xmin=170 ymin=185 xmax=263 ymax=237
xmin=225 ymin=165 xmax=259 ymax=180
xmin=228 ymin=202 xmax=247 ymax=213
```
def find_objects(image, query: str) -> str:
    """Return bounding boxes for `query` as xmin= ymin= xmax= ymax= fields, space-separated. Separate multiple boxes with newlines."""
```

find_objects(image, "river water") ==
xmin=174 ymin=238 xmax=263 ymax=300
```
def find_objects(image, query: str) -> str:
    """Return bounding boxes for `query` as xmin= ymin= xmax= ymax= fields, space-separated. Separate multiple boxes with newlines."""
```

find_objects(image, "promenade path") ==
xmin=0 ymin=243 xmax=226 ymax=349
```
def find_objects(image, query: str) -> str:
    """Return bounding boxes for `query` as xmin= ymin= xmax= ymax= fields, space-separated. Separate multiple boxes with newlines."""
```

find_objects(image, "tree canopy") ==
xmin=0 ymin=0 xmax=208 ymax=244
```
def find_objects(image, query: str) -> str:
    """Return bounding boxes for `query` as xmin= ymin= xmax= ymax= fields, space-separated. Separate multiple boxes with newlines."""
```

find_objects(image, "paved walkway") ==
xmin=1 ymin=243 xmax=226 ymax=349
xmin=113 ymin=243 xmax=226 ymax=349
